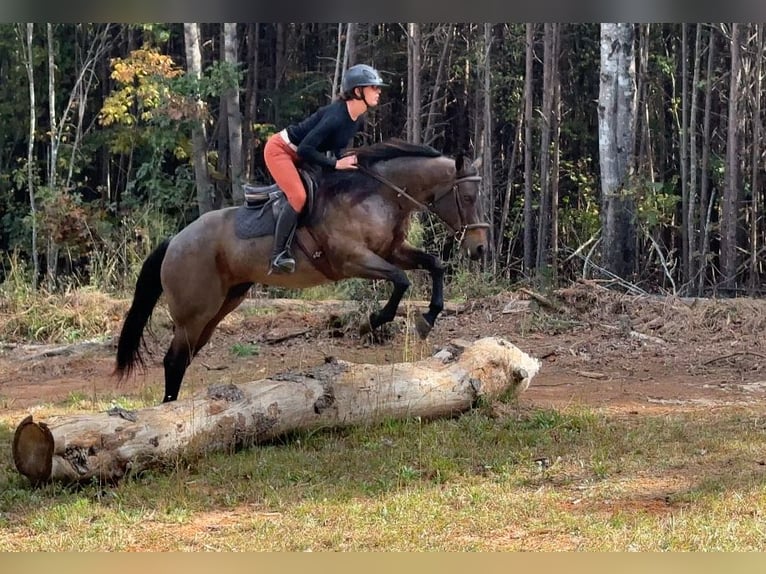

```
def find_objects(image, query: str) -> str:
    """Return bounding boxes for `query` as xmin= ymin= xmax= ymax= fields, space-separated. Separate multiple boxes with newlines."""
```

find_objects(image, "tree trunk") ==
xmin=687 ymin=24 xmax=702 ymax=290
xmin=243 ymin=23 xmax=259 ymax=182
xmin=224 ymin=23 xmax=244 ymax=205
xmin=12 ymin=337 xmax=540 ymax=486
xmin=184 ymin=23 xmax=214 ymax=215
xmin=20 ymin=23 xmax=39 ymax=290
xmin=636 ymin=24 xmax=654 ymax=182
xmin=496 ymin=105 xmax=523 ymax=275
xmin=698 ymin=26 xmax=715 ymax=297
xmin=721 ymin=23 xmax=741 ymax=293
xmin=523 ymin=23 xmax=535 ymax=273
xmin=342 ymin=22 xmax=357 ymax=69
xmin=424 ymin=24 xmax=453 ymax=146
xmin=332 ymin=23 xmax=343 ymax=99
xmin=45 ymin=23 xmax=59 ymax=290
xmin=550 ymin=25 xmax=561 ymax=282
xmin=536 ymin=23 xmax=554 ymax=271
xmin=598 ymin=23 xmax=637 ymax=279
xmin=680 ymin=24 xmax=689 ymax=285
xmin=749 ymin=24 xmax=763 ymax=293
xmin=481 ymin=22 xmax=494 ymax=263
xmin=406 ymin=23 xmax=422 ymax=144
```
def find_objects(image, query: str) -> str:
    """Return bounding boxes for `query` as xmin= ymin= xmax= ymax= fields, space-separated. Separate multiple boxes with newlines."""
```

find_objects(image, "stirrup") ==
xmin=270 ymin=252 xmax=296 ymax=274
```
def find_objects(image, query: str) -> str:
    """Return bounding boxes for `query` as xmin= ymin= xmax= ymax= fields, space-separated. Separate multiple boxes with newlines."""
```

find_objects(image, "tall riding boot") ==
xmin=270 ymin=203 xmax=299 ymax=273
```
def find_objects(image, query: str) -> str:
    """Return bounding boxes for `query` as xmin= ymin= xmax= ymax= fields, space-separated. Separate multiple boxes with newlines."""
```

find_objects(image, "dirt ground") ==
xmin=1 ymin=281 xmax=765 ymax=417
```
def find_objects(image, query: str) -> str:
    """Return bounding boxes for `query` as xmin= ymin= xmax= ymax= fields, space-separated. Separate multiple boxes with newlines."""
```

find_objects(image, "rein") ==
xmin=358 ymin=166 xmax=490 ymax=237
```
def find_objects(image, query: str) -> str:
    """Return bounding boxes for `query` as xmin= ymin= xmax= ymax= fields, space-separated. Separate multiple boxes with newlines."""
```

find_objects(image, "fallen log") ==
xmin=13 ymin=336 xmax=540 ymax=486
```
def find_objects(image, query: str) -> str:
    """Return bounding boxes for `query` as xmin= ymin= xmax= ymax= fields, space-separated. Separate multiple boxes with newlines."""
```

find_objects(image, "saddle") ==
xmin=243 ymin=169 xmax=316 ymax=214
xmin=236 ymin=170 xmax=340 ymax=280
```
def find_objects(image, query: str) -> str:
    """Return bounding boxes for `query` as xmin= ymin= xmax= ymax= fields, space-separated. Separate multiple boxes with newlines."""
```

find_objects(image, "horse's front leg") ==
xmin=390 ymin=243 xmax=445 ymax=339
xmin=340 ymin=251 xmax=411 ymax=335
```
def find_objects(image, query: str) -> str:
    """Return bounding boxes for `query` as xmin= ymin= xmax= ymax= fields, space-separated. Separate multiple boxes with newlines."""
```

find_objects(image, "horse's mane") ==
xmin=350 ymin=138 xmax=442 ymax=168
xmin=313 ymin=139 xmax=444 ymax=208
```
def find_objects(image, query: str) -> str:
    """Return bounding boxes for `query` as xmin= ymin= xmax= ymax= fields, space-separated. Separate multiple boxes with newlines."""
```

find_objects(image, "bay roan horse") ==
xmin=115 ymin=140 xmax=489 ymax=402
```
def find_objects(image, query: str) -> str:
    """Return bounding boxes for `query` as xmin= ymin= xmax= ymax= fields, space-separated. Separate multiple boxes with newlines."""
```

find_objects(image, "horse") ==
xmin=114 ymin=139 xmax=490 ymax=403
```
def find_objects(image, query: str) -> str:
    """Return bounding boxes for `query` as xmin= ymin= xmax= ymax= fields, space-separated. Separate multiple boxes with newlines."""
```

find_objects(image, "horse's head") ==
xmin=352 ymin=140 xmax=490 ymax=260
xmin=428 ymin=154 xmax=490 ymax=261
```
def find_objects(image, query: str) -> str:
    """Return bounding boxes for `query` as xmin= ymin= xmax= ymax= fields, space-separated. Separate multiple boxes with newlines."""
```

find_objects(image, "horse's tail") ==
xmin=114 ymin=238 xmax=171 ymax=380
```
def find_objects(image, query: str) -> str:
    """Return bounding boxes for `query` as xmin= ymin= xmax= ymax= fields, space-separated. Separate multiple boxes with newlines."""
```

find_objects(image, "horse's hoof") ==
xmin=414 ymin=314 xmax=433 ymax=339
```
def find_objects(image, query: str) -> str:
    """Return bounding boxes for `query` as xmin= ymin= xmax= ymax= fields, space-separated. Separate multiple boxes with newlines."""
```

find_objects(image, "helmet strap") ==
xmin=356 ymin=86 xmax=371 ymax=107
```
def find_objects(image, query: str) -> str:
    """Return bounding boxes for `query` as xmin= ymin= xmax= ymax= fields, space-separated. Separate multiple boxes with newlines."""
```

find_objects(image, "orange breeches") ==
xmin=263 ymin=132 xmax=306 ymax=212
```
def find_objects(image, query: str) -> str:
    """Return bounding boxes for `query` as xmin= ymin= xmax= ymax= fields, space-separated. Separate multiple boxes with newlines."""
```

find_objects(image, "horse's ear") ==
xmin=471 ymin=157 xmax=482 ymax=170
xmin=455 ymin=155 xmax=464 ymax=172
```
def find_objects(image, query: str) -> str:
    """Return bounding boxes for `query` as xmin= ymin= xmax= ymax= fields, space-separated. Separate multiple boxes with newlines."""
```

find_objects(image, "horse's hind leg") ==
xmin=162 ymin=326 xmax=198 ymax=403
xmin=193 ymin=283 xmax=253 ymax=356
xmin=163 ymin=284 xmax=253 ymax=403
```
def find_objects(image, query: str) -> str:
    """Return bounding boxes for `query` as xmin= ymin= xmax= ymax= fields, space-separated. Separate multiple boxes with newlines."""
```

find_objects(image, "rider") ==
xmin=263 ymin=64 xmax=386 ymax=274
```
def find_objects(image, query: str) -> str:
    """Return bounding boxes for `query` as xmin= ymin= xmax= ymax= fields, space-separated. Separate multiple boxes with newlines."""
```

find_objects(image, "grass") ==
xmin=2 ymin=403 xmax=766 ymax=550
xmin=2 ymin=269 xmax=765 ymax=550
xmin=229 ymin=342 xmax=259 ymax=357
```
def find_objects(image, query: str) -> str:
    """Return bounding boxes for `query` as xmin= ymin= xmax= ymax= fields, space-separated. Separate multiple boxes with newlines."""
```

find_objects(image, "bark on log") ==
xmin=13 ymin=337 xmax=540 ymax=485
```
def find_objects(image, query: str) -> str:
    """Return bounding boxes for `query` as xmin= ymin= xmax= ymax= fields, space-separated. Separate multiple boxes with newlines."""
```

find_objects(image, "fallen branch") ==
xmin=518 ymin=288 xmax=565 ymax=313
xmin=13 ymin=337 xmax=540 ymax=486
xmin=703 ymin=351 xmax=766 ymax=366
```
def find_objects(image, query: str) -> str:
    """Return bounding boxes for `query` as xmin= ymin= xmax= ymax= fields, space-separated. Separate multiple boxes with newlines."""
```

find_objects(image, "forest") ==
xmin=0 ymin=22 xmax=762 ymax=298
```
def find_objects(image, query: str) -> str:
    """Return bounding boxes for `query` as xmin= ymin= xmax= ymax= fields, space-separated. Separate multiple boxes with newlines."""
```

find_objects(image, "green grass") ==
xmin=2 ymin=404 xmax=766 ymax=550
xmin=229 ymin=342 xmax=259 ymax=357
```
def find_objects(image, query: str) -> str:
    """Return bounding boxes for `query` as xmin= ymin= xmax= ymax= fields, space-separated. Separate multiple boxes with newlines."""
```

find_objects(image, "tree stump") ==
xmin=12 ymin=337 xmax=540 ymax=485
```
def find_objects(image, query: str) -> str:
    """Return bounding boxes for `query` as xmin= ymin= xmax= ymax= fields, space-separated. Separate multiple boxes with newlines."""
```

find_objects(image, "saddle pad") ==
xmin=234 ymin=201 xmax=278 ymax=240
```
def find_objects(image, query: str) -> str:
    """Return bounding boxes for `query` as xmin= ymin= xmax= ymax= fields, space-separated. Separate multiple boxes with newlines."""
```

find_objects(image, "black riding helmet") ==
xmin=341 ymin=64 xmax=386 ymax=97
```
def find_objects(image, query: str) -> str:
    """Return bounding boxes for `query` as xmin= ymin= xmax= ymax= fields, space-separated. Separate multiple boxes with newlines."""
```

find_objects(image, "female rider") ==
xmin=264 ymin=64 xmax=386 ymax=273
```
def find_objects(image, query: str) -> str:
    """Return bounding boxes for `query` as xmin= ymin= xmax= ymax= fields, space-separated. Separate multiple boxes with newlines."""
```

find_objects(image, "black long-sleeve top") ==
xmin=285 ymin=100 xmax=362 ymax=169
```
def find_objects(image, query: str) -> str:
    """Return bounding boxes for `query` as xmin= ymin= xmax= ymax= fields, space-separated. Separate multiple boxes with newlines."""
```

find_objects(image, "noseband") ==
xmin=358 ymin=167 xmax=490 ymax=239
xmin=431 ymin=174 xmax=490 ymax=239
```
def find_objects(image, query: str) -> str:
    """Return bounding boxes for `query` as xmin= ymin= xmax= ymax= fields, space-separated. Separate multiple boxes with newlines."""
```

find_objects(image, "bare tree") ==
xmin=343 ymin=23 xmax=357 ymax=69
xmin=680 ymin=24 xmax=690 ymax=284
xmin=63 ymin=25 xmax=112 ymax=189
xmin=721 ymin=23 xmax=741 ymax=293
xmin=243 ymin=24 xmax=259 ymax=182
xmin=332 ymin=24 xmax=344 ymax=99
xmin=522 ymin=23 xmax=535 ymax=273
xmin=18 ymin=23 xmax=39 ymax=289
xmin=423 ymin=24 xmax=453 ymax=146
xmin=636 ymin=24 xmax=654 ymax=181
xmin=598 ymin=23 xmax=637 ymax=279
xmin=550 ymin=25 xmax=561 ymax=280
xmin=749 ymin=24 xmax=763 ymax=292
xmin=184 ymin=23 xmax=214 ymax=215
xmin=406 ymin=23 xmax=422 ymax=143
xmin=535 ymin=23 xmax=555 ymax=270
xmin=480 ymin=23 xmax=494 ymax=261
xmin=224 ymin=23 xmax=244 ymax=205
xmin=45 ymin=24 xmax=58 ymax=288
xmin=698 ymin=26 xmax=716 ymax=296
xmin=687 ymin=24 xmax=703 ymax=289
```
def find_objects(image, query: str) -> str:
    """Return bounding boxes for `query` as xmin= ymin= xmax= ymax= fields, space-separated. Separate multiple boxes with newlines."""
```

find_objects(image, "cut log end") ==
xmin=13 ymin=415 xmax=54 ymax=485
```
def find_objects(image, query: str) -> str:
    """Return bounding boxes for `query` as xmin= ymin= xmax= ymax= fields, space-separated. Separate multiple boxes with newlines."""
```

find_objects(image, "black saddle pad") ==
xmin=234 ymin=195 xmax=283 ymax=240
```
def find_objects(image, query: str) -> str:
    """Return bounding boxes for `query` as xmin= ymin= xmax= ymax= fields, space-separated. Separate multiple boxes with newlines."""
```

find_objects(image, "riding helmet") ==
xmin=341 ymin=64 xmax=386 ymax=94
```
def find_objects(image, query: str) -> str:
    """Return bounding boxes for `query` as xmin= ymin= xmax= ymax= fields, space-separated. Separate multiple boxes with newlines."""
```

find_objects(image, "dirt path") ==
xmin=1 ymin=284 xmax=764 ymax=417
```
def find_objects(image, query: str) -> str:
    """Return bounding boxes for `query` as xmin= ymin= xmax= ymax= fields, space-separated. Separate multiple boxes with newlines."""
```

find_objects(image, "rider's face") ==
xmin=362 ymin=85 xmax=382 ymax=107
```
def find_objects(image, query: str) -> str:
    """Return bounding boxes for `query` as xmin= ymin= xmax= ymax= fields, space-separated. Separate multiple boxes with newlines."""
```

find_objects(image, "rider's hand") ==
xmin=335 ymin=154 xmax=358 ymax=170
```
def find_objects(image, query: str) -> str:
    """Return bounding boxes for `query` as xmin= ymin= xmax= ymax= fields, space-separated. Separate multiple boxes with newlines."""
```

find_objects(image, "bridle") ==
xmin=358 ymin=166 xmax=491 ymax=240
